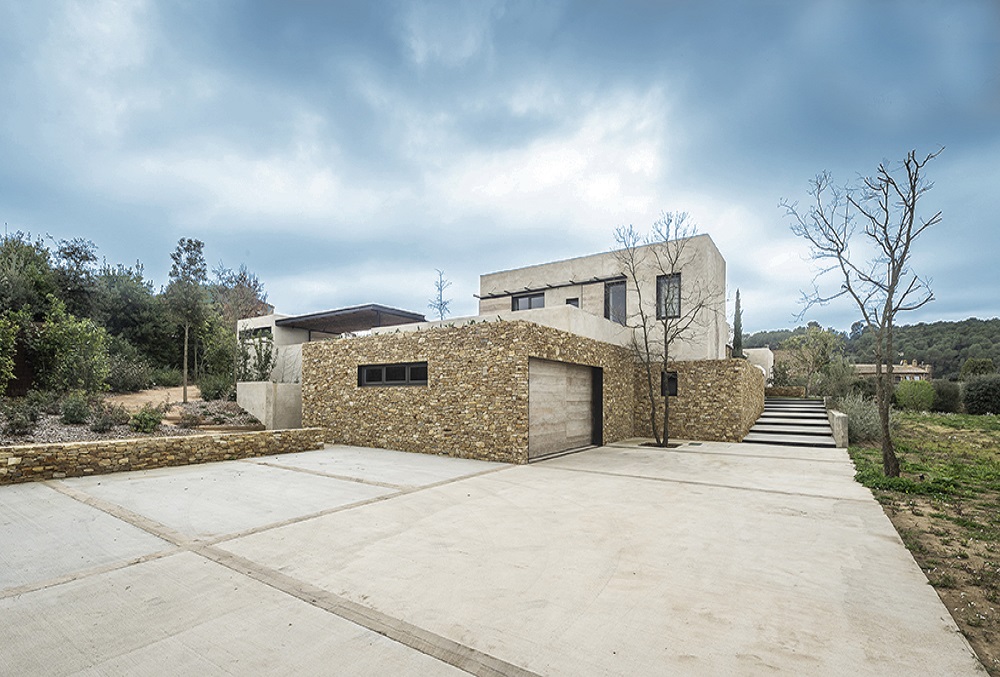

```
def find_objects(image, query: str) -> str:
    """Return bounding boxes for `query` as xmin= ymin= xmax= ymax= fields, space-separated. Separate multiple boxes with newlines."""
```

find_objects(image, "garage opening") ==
xmin=528 ymin=358 xmax=602 ymax=461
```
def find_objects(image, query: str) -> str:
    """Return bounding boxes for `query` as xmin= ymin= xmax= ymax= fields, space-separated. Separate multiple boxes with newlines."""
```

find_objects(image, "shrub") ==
xmin=198 ymin=373 xmax=234 ymax=401
xmin=25 ymin=389 xmax=61 ymax=415
xmin=60 ymin=390 xmax=92 ymax=424
xmin=178 ymin=410 xmax=202 ymax=428
xmin=836 ymin=391 xmax=883 ymax=444
xmin=894 ymin=380 xmax=935 ymax=412
xmin=963 ymin=375 xmax=1000 ymax=416
xmin=129 ymin=404 xmax=163 ymax=433
xmin=105 ymin=339 xmax=154 ymax=393
xmin=30 ymin=296 xmax=110 ymax=393
xmin=151 ymin=367 xmax=183 ymax=388
xmin=89 ymin=401 xmax=130 ymax=432
xmin=931 ymin=380 xmax=961 ymax=413
xmin=0 ymin=313 xmax=15 ymax=394
xmin=1 ymin=398 xmax=41 ymax=436
xmin=850 ymin=377 xmax=877 ymax=399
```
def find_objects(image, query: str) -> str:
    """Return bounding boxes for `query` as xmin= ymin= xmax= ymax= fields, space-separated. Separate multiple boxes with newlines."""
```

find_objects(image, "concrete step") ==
xmin=758 ymin=415 xmax=829 ymax=425
xmin=751 ymin=424 xmax=834 ymax=436
xmin=742 ymin=432 xmax=837 ymax=448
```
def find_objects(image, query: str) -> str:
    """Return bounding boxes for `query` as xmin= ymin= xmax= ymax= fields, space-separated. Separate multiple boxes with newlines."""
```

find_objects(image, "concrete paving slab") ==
xmin=0 ymin=551 xmax=466 ymax=676
xmin=63 ymin=459 xmax=396 ymax=541
xmin=218 ymin=450 xmax=983 ymax=676
xmin=544 ymin=444 xmax=862 ymax=499
xmin=249 ymin=445 xmax=509 ymax=488
xmin=0 ymin=482 xmax=169 ymax=592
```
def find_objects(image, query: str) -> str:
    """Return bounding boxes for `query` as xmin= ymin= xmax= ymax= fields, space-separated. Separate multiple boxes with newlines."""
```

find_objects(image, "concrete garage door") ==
xmin=528 ymin=358 xmax=596 ymax=460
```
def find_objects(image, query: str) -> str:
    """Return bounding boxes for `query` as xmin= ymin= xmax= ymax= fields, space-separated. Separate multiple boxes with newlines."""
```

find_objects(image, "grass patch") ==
xmin=847 ymin=411 xmax=1000 ymax=675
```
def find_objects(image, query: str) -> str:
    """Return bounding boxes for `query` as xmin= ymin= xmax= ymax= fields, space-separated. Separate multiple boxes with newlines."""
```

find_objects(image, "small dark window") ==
xmin=358 ymin=362 xmax=428 ymax=387
xmin=512 ymin=293 xmax=544 ymax=311
xmin=238 ymin=326 xmax=273 ymax=341
xmin=657 ymin=273 xmax=681 ymax=319
xmin=604 ymin=279 xmax=626 ymax=325
xmin=565 ymin=298 xmax=579 ymax=307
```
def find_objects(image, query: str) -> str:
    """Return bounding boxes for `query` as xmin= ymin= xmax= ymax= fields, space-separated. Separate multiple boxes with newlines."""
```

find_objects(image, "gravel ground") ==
xmin=1 ymin=397 xmax=261 ymax=448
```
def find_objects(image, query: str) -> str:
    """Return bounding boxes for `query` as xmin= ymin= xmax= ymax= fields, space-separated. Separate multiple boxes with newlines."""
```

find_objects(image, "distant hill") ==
xmin=744 ymin=318 xmax=1000 ymax=380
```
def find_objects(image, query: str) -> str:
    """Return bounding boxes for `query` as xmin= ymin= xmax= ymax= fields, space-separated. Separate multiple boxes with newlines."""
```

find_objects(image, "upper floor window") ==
xmin=657 ymin=273 xmax=681 ymax=319
xmin=358 ymin=362 xmax=428 ymax=386
xmin=512 ymin=293 xmax=544 ymax=311
xmin=604 ymin=279 xmax=626 ymax=325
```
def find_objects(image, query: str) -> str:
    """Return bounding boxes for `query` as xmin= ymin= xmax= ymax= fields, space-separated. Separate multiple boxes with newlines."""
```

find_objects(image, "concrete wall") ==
xmin=237 ymin=381 xmax=303 ymax=430
xmin=478 ymin=234 xmax=728 ymax=362
xmin=0 ymin=428 xmax=325 ymax=485
xmin=302 ymin=321 xmax=636 ymax=464
xmin=634 ymin=359 xmax=765 ymax=443
xmin=370 ymin=305 xmax=633 ymax=349
xmin=237 ymin=314 xmax=311 ymax=383
xmin=744 ymin=347 xmax=774 ymax=382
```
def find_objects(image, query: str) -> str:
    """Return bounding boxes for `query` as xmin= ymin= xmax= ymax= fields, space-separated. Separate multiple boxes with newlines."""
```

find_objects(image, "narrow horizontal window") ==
xmin=565 ymin=298 xmax=579 ymax=307
xmin=512 ymin=293 xmax=544 ymax=311
xmin=358 ymin=362 xmax=428 ymax=387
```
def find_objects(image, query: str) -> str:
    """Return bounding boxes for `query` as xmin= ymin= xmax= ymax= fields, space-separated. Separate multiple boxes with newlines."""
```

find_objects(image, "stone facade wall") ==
xmin=634 ymin=359 xmax=765 ymax=442
xmin=0 ymin=428 xmax=325 ymax=485
xmin=302 ymin=321 xmax=635 ymax=464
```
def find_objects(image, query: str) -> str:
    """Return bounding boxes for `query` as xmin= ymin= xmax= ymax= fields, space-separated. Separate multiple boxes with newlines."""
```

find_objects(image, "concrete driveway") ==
xmin=1 ymin=442 xmax=986 ymax=675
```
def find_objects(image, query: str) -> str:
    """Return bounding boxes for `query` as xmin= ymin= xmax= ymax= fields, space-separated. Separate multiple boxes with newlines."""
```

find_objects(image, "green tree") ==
xmin=0 ymin=231 xmax=57 ymax=319
xmin=781 ymin=325 xmax=844 ymax=397
xmin=0 ymin=313 xmax=16 ymax=393
xmin=165 ymin=238 xmax=208 ymax=403
xmin=210 ymin=263 xmax=269 ymax=386
xmin=52 ymin=237 xmax=99 ymax=319
xmin=732 ymin=289 xmax=743 ymax=358
xmin=960 ymin=357 xmax=995 ymax=381
xmin=94 ymin=262 xmax=176 ymax=367
xmin=29 ymin=296 xmax=109 ymax=392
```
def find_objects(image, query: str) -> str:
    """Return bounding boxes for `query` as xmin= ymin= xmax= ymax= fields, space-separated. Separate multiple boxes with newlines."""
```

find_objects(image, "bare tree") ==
xmin=782 ymin=149 xmax=942 ymax=476
xmin=428 ymin=269 xmax=452 ymax=321
xmin=615 ymin=212 xmax=724 ymax=447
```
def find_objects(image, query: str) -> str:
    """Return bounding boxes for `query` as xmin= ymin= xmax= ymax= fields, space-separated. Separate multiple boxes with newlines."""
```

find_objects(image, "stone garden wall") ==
xmin=302 ymin=320 xmax=635 ymax=464
xmin=0 ymin=428 xmax=325 ymax=485
xmin=634 ymin=359 xmax=765 ymax=442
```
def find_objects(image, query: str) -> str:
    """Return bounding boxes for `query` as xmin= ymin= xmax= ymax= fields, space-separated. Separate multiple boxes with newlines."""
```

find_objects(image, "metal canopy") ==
xmin=274 ymin=303 xmax=426 ymax=335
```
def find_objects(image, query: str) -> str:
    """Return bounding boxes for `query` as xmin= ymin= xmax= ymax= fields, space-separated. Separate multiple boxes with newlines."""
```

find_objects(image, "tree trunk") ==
xmin=644 ymin=361 xmax=661 ymax=446
xmin=881 ymin=326 xmax=900 ymax=476
xmin=182 ymin=321 xmax=189 ymax=404
xmin=662 ymin=390 xmax=670 ymax=446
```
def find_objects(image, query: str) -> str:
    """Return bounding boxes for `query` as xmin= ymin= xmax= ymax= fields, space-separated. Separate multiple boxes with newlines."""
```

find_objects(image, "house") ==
xmin=855 ymin=360 xmax=933 ymax=383
xmin=238 ymin=234 xmax=764 ymax=463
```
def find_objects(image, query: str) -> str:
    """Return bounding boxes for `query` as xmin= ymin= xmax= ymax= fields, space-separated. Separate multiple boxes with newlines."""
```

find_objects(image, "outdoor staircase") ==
xmin=742 ymin=398 xmax=837 ymax=448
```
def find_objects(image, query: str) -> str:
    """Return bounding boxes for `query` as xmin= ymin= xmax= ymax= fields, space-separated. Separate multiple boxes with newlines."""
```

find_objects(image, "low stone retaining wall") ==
xmin=0 ymin=428 xmax=326 ymax=485
xmin=635 ymin=359 xmax=765 ymax=442
xmin=765 ymin=386 xmax=807 ymax=398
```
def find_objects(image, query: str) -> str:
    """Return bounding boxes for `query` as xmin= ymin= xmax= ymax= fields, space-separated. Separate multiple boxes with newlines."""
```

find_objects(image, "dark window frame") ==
xmin=604 ymin=279 xmax=626 ymax=325
xmin=358 ymin=361 xmax=429 ymax=387
xmin=512 ymin=293 xmax=545 ymax=311
xmin=656 ymin=273 xmax=681 ymax=320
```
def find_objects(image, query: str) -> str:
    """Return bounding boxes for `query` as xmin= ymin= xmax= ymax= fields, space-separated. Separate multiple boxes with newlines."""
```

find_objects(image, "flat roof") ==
xmin=274 ymin=303 xmax=426 ymax=334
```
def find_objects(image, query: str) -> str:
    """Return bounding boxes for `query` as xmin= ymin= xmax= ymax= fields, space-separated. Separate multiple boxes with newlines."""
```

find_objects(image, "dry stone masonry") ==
xmin=0 ymin=428 xmax=325 ymax=485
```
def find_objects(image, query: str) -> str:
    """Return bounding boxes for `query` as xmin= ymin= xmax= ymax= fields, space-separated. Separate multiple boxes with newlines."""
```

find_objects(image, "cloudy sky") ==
xmin=1 ymin=0 xmax=997 ymax=333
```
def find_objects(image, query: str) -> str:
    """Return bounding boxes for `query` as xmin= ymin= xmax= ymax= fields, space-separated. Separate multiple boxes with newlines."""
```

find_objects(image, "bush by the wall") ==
xmin=151 ymin=367 xmax=183 ymax=388
xmin=931 ymin=380 xmax=961 ymax=413
xmin=836 ymin=391 xmax=882 ymax=444
xmin=198 ymin=373 xmax=234 ymax=401
xmin=89 ymin=401 xmax=130 ymax=432
xmin=105 ymin=339 xmax=155 ymax=393
xmin=963 ymin=375 xmax=1000 ymax=415
xmin=850 ymin=377 xmax=877 ymax=399
xmin=895 ymin=380 xmax=935 ymax=412
xmin=129 ymin=404 xmax=163 ymax=433
xmin=60 ymin=391 xmax=92 ymax=424
xmin=1 ymin=398 xmax=41 ymax=436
